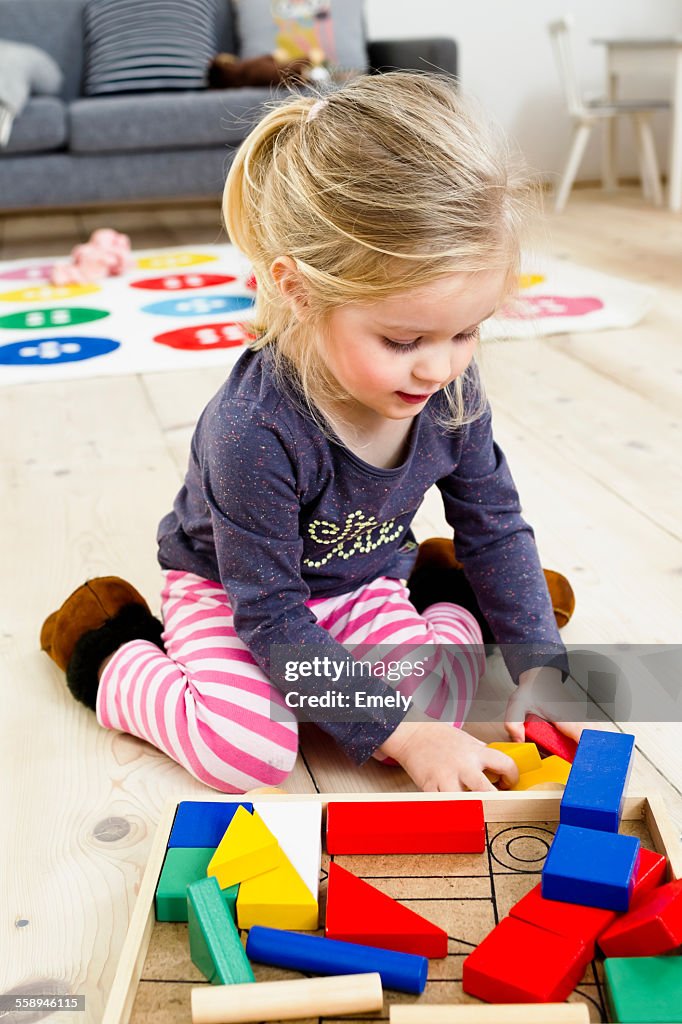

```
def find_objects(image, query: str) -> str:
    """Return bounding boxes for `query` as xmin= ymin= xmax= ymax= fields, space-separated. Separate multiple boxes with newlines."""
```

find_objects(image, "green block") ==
xmin=155 ymin=847 xmax=239 ymax=922
xmin=605 ymin=956 xmax=682 ymax=1022
xmin=187 ymin=876 xmax=255 ymax=986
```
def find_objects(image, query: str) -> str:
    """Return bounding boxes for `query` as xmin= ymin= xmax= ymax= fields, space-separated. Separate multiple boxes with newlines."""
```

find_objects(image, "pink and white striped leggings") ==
xmin=97 ymin=570 xmax=485 ymax=792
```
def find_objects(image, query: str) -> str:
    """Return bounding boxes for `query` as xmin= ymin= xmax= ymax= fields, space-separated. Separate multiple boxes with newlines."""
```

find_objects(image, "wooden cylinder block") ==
xmin=191 ymin=971 xmax=383 ymax=1023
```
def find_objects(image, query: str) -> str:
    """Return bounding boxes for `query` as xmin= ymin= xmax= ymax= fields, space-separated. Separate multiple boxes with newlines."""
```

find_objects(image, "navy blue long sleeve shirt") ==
xmin=157 ymin=346 xmax=565 ymax=764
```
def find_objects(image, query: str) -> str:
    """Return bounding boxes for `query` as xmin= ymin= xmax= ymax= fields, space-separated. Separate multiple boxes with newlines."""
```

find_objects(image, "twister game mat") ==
xmin=0 ymin=247 xmax=655 ymax=387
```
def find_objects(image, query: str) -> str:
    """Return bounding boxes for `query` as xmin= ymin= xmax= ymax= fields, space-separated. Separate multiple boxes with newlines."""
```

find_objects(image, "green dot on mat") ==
xmin=605 ymin=956 xmax=682 ymax=1022
xmin=155 ymin=847 xmax=238 ymax=922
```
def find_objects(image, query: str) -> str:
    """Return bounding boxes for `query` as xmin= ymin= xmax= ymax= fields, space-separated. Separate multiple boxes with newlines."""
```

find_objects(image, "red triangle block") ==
xmin=325 ymin=862 xmax=447 ymax=958
xmin=524 ymin=715 xmax=578 ymax=762
xmin=598 ymin=877 xmax=682 ymax=957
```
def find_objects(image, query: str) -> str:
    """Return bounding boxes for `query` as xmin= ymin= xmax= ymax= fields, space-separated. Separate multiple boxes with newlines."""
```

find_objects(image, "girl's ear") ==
xmin=270 ymin=256 xmax=310 ymax=322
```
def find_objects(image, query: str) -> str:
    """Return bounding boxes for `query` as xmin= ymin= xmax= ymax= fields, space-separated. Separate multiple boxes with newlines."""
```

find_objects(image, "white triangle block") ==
xmin=252 ymin=800 xmax=322 ymax=901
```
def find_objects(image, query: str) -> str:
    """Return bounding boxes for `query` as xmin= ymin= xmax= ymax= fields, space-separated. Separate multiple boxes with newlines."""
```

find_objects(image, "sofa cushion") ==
xmin=0 ymin=0 xmax=86 ymax=101
xmin=2 ymin=97 xmax=68 ymax=154
xmin=69 ymin=88 xmax=276 ymax=153
xmin=235 ymin=0 xmax=367 ymax=77
xmin=83 ymin=0 xmax=220 ymax=96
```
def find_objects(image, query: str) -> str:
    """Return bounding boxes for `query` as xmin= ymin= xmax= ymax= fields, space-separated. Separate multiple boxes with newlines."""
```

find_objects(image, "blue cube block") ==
xmin=168 ymin=801 xmax=253 ymax=848
xmin=560 ymin=729 xmax=635 ymax=832
xmin=542 ymin=823 xmax=640 ymax=911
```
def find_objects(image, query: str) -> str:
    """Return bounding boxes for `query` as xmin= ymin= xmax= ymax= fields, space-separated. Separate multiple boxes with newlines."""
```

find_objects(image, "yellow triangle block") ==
xmin=236 ymin=850 xmax=319 ymax=930
xmin=488 ymin=742 xmax=542 ymax=776
xmin=207 ymin=807 xmax=281 ymax=890
xmin=511 ymin=754 xmax=572 ymax=791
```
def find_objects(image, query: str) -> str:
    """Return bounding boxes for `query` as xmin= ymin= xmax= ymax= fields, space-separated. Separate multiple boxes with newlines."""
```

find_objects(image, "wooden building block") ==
xmin=560 ymin=729 xmax=635 ymax=832
xmin=325 ymin=861 xmax=448 ymax=958
xmin=524 ymin=715 xmax=578 ymax=762
xmin=509 ymin=881 xmax=617 ymax=959
xmin=605 ymin=956 xmax=682 ymax=1023
xmin=236 ymin=848 xmax=318 ymax=931
xmin=542 ymin=823 xmax=640 ymax=911
xmin=190 ymin=972 xmax=383 ymax=1023
xmin=155 ymin=847 xmax=238 ymax=922
xmin=186 ymin=876 xmax=254 ymax=986
xmin=168 ymin=800 xmax=253 ymax=848
xmin=462 ymin=916 xmax=589 ymax=1003
xmin=487 ymin=741 xmax=542 ymax=776
xmin=207 ymin=806 xmax=281 ymax=890
xmin=252 ymin=799 xmax=321 ymax=900
xmin=246 ymin=924 xmax=428 ymax=994
xmin=598 ymin=878 xmax=682 ymax=956
xmin=511 ymin=755 xmax=572 ymax=791
xmin=390 ymin=1004 xmax=590 ymax=1023
xmin=631 ymin=848 xmax=667 ymax=907
xmin=326 ymin=799 xmax=484 ymax=854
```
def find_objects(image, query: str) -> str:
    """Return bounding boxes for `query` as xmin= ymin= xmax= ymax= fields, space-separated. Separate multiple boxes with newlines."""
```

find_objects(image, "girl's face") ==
xmin=319 ymin=269 xmax=507 ymax=428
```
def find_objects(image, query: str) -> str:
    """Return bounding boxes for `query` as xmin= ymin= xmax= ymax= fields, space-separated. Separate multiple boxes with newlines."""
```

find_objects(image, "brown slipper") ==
xmin=410 ymin=537 xmax=576 ymax=629
xmin=40 ymin=576 xmax=152 ymax=671
xmin=543 ymin=568 xmax=576 ymax=628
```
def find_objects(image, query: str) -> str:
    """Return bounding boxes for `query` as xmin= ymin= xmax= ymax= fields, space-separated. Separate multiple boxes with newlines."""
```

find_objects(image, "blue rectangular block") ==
xmin=542 ymin=824 xmax=640 ymax=911
xmin=168 ymin=801 xmax=253 ymax=848
xmin=560 ymin=729 xmax=635 ymax=832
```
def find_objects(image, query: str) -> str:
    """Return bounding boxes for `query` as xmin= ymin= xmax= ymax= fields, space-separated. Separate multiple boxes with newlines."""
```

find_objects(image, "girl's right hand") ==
xmin=374 ymin=721 xmax=519 ymax=793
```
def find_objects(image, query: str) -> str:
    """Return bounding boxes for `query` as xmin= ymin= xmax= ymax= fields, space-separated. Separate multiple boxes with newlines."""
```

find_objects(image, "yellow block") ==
xmin=236 ymin=849 xmax=319 ymax=930
xmin=487 ymin=742 xmax=542 ymax=776
xmin=511 ymin=754 xmax=572 ymax=791
xmin=207 ymin=807 xmax=281 ymax=890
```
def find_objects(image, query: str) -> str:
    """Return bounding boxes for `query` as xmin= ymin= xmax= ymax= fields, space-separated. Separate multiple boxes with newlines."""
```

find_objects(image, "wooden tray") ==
xmin=101 ymin=792 xmax=682 ymax=1024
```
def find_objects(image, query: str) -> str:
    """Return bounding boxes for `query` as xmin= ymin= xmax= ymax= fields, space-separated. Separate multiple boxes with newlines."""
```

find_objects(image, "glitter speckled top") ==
xmin=157 ymin=347 xmax=565 ymax=764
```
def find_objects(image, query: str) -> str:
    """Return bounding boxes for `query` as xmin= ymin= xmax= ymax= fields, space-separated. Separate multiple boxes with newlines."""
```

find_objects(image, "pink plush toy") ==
xmin=51 ymin=228 xmax=133 ymax=286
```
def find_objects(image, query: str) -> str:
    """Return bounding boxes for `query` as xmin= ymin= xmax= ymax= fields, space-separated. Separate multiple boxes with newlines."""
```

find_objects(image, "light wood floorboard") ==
xmin=1 ymin=189 xmax=681 ymax=1019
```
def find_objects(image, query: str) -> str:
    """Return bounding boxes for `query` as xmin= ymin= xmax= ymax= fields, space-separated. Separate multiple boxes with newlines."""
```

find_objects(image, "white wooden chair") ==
xmin=548 ymin=17 xmax=668 ymax=213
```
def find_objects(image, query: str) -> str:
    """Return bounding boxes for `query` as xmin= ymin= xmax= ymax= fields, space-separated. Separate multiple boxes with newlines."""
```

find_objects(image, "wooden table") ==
xmin=593 ymin=37 xmax=682 ymax=211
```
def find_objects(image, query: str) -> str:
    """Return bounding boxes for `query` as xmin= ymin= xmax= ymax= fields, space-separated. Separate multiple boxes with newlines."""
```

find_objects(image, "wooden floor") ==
xmin=2 ymin=188 xmax=681 ymax=1021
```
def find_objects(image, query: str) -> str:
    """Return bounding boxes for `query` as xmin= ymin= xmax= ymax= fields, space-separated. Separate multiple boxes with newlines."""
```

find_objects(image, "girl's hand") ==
xmin=504 ymin=666 xmax=585 ymax=744
xmin=374 ymin=721 xmax=519 ymax=792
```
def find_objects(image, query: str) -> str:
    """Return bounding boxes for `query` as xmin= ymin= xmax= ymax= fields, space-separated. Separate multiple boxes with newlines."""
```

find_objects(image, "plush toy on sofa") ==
xmin=208 ymin=51 xmax=330 ymax=89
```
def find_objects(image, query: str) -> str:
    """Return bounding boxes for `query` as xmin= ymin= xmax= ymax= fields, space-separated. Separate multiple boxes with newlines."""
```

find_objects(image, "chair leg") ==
xmin=601 ymin=118 xmax=618 ymax=192
xmin=633 ymin=114 xmax=664 ymax=207
xmin=555 ymin=121 xmax=592 ymax=214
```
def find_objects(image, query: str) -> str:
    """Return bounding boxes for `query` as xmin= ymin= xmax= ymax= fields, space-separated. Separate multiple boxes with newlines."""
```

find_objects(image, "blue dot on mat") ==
xmin=141 ymin=295 xmax=254 ymax=318
xmin=0 ymin=336 xmax=120 ymax=365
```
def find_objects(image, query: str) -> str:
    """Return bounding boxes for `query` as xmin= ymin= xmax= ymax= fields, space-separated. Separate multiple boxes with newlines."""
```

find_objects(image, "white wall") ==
xmin=365 ymin=0 xmax=682 ymax=182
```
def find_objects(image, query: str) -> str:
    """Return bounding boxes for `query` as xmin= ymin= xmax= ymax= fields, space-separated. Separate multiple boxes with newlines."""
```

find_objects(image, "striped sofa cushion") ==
xmin=83 ymin=0 xmax=219 ymax=96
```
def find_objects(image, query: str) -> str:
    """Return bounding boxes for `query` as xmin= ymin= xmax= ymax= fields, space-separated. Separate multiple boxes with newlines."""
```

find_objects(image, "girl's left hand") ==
xmin=504 ymin=666 xmax=585 ymax=744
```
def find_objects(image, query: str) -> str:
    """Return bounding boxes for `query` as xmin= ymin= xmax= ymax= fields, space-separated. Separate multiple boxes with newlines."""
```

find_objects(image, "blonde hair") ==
xmin=223 ymin=71 xmax=536 ymax=433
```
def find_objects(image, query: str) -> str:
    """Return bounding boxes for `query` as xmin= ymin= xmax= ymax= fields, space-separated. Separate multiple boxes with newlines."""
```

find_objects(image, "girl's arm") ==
xmin=437 ymin=401 xmax=569 ymax=684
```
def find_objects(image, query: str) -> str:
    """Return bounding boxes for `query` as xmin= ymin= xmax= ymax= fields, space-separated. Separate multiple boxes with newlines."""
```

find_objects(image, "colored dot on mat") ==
xmin=130 ymin=273 xmax=237 ymax=291
xmin=0 ymin=336 xmax=120 ymax=365
xmin=500 ymin=294 xmax=604 ymax=320
xmin=136 ymin=252 xmax=218 ymax=270
xmin=0 ymin=307 xmax=110 ymax=330
xmin=141 ymin=295 xmax=254 ymax=318
xmin=153 ymin=322 xmax=253 ymax=351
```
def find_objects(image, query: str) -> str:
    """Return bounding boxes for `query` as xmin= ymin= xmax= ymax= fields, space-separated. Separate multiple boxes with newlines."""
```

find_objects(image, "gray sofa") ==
xmin=0 ymin=0 xmax=456 ymax=211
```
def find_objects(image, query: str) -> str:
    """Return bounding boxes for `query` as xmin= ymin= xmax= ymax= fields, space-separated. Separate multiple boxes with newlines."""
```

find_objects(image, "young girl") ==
xmin=41 ymin=72 xmax=579 ymax=794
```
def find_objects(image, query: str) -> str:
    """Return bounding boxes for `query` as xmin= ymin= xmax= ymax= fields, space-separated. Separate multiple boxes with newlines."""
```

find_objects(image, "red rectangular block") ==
xmin=509 ymin=882 xmax=616 ymax=960
xmin=598 ymin=878 xmax=682 ymax=957
xmin=524 ymin=715 xmax=578 ymax=763
xmin=326 ymin=799 xmax=485 ymax=854
xmin=631 ymin=848 xmax=667 ymax=907
xmin=463 ymin=917 xmax=589 ymax=1003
